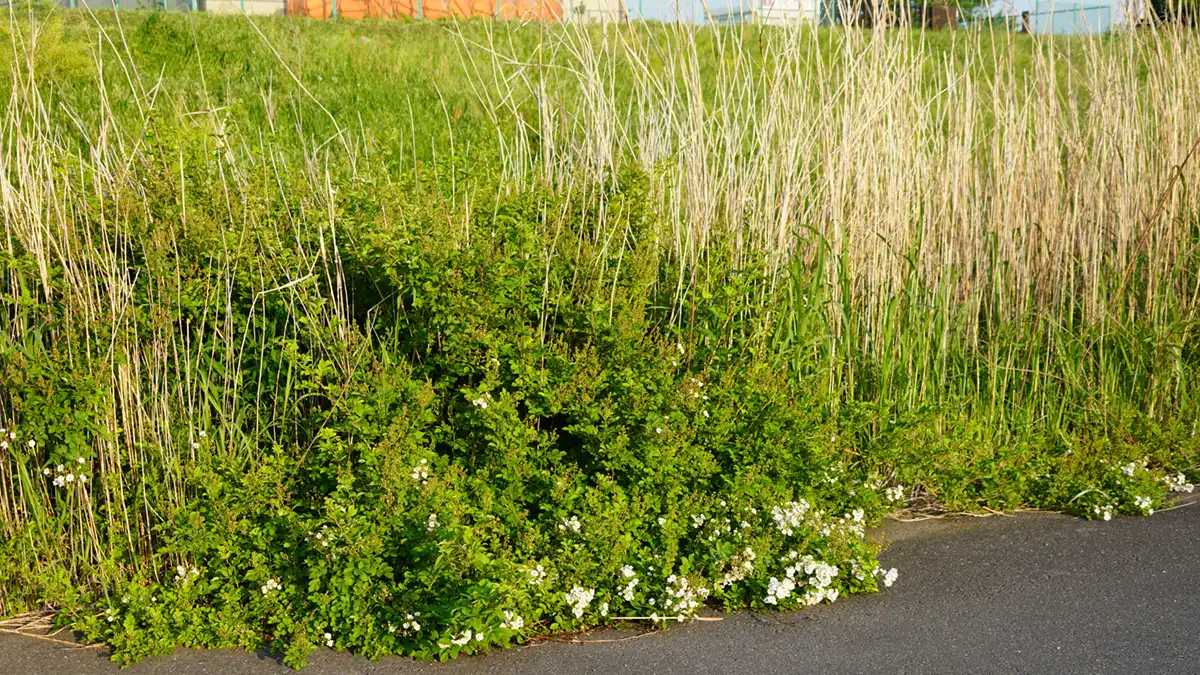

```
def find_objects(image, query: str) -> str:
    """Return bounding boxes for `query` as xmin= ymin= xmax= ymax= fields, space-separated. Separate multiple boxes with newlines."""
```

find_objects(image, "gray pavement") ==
xmin=3 ymin=503 xmax=1199 ymax=674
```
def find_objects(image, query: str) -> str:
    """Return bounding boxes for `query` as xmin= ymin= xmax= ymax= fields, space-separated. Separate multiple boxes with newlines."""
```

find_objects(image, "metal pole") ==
xmin=417 ymin=0 xmax=422 ymax=18
xmin=332 ymin=0 xmax=338 ymax=17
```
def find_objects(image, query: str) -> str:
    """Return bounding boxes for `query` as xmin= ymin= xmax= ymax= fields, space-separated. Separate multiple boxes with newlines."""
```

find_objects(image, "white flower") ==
xmin=199 ymin=430 xmax=207 ymax=438
xmin=1166 ymin=473 xmax=1194 ymax=493
xmin=885 ymin=485 xmax=906 ymax=502
xmin=64 ymin=473 xmax=75 ymax=483
xmin=1134 ymin=495 xmax=1153 ymax=514
xmin=620 ymin=574 xmax=639 ymax=602
xmin=771 ymin=500 xmax=811 ymax=536
xmin=1093 ymin=504 xmax=1115 ymax=521
xmin=448 ymin=629 xmax=473 ymax=646
xmin=502 ymin=610 xmax=524 ymax=631
xmin=324 ymin=632 xmax=334 ymax=647
xmin=564 ymin=586 xmax=594 ymax=618
xmin=76 ymin=457 xmax=86 ymax=465
xmin=426 ymin=513 xmax=439 ymax=532
xmin=52 ymin=475 xmax=65 ymax=487
xmin=882 ymin=568 xmax=899 ymax=587
xmin=558 ymin=516 xmax=581 ymax=533
xmin=655 ymin=427 xmax=663 ymax=434
xmin=411 ymin=459 xmax=429 ymax=482
xmin=764 ymin=576 xmax=796 ymax=605
xmin=0 ymin=441 xmax=7 ymax=450
xmin=261 ymin=578 xmax=281 ymax=595
xmin=56 ymin=464 xmax=64 ymax=473
xmin=599 ymin=601 xmax=609 ymax=616
xmin=527 ymin=564 xmax=547 ymax=586
xmin=27 ymin=439 xmax=35 ymax=449
xmin=702 ymin=410 xmax=709 ymax=418
xmin=105 ymin=608 xmax=118 ymax=623
xmin=657 ymin=517 xmax=666 ymax=526
xmin=621 ymin=565 xmax=636 ymax=578
xmin=42 ymin=467 xmax=51 ymax=476
xmin=192 ymin=442 xmax=200 ymax=450
xmin=80 ymin=474 xmax=88 ymax=482
xmin=470 ymin=393 xmax=491 ymax=409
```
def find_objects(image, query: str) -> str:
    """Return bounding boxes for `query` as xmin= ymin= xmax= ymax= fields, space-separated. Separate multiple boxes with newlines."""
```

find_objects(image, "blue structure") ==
xmin=1027 ymin=0 xmax=1113 ymax=34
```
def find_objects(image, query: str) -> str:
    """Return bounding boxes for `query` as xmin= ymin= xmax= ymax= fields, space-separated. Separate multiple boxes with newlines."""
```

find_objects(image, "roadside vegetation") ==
xmin=1 ymin=7 xmax=1197 ymax=667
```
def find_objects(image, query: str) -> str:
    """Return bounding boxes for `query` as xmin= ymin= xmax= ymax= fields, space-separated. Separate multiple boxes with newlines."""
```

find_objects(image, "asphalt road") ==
xmin=3 ymin=503 xmax=1198 ymax=675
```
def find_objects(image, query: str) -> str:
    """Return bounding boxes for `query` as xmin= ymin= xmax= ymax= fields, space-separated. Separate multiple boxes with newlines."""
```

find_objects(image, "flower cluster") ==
xmin=720 ymin=547 xmax=756 ymax=586
xmin=763 ymin=576 xmax=796 ymax=605
xmin=1093 ymin=504 xmax=1115 ymax=521
xmin=619 ymin=565 xmax=639 ymax=601
xmin=389 ymin=612 xmax=422 ymax=634
xmin=878 ymin=567 xmax=899 ymax=588
xmin=771 ymin=500 xmax=811 ymax=536
xmin=500 ymin=610 xmax=524 ymax=631
xmin=1166 ymin=473 xmax=1195 ymax=493
xmin=411 ymin=459 xmax=429 ymax=483
xmin=661 ymin=575 xmax=708 ymax=617
xmin=310 ymin=527 xmax=331 ymax=548
xmin=564 ymin=586 xmax=594 ymax=618
xmin=839 ymin=509 xmax=866 ymax=536
xmin=885 ymin=484 xmax=906 ymax=502
xmin=558 ymin=515 xmax=581 ymax=533
xmin=441 ymin=629 xmax=484 ymax=648
xmin=765 ymin=553 xmax=845 ymax=606
xmin=323 ymin=632 xmax=334 ymax=648
xmin=174 ymin=565 xmax=200 ymax=584
xmin=469 ymin=393 xmax=492 ymax=409
xmin=44 ymin=458 xmax=90 ymax=488
xmin=260 ymin=578 xmax=282 ymax=595
xmin=527 ymin=563 xmax=547 ymax=586
xmin=425 ymin=513 xmax=439 ymax=532
xmin=1133 ymin=495 xmax=1154 ymax=514
xmin=1119 ymin=458 xmax=1146 ymax=478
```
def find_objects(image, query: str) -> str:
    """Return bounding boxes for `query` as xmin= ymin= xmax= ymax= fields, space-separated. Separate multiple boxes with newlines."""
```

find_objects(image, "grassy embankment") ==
xmin=1 ymin=9 xmax=1197 ymax=666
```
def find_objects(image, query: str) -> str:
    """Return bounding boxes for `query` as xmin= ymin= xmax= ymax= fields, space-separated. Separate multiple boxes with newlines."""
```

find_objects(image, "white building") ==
xmin=711 ymin=0 xmax=835 ymax=25
xmin=562 ymin=0 xmax=626 ymax=21
xmin=205 ymin=0 xmax=286 ymax=13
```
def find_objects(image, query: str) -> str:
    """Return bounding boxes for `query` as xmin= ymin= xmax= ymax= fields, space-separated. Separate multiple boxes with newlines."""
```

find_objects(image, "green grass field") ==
xmin=1 ymin=9 xmax=1198 ymax=667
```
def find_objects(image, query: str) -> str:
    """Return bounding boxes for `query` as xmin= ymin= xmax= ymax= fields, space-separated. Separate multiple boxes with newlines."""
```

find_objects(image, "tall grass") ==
xmin=0 ymin=7 xmax=1197 ymax=637
xmin=462 ymin=16 xmax=1200 ymax=427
